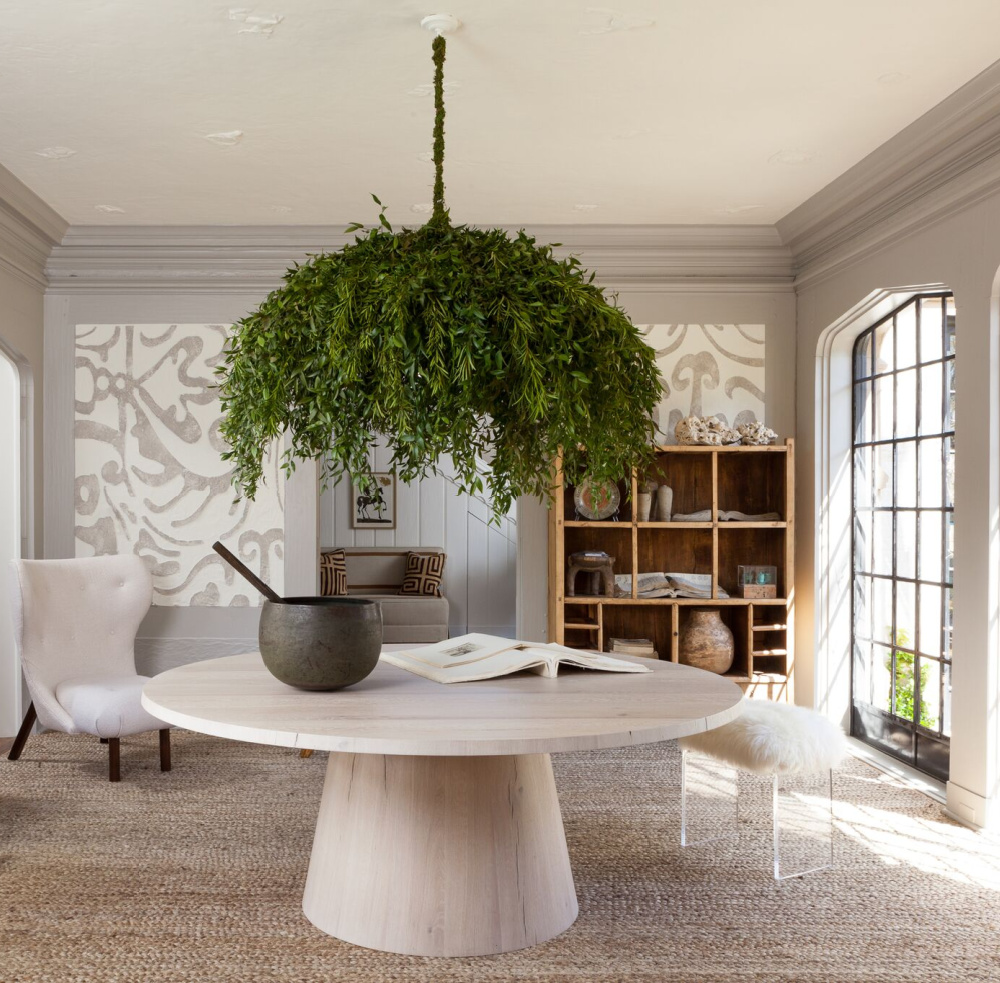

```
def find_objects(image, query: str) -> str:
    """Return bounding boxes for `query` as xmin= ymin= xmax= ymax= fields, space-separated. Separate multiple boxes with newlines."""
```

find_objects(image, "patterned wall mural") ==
xmin=75 ymin=324 xmax=284 ymax=606
xmin=639 ymin=324 xmax=766 ymax=441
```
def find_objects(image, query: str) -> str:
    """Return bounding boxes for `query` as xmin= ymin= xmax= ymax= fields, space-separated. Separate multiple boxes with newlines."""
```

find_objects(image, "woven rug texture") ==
xmin=1 ymin=731 xmax=998 ymax=983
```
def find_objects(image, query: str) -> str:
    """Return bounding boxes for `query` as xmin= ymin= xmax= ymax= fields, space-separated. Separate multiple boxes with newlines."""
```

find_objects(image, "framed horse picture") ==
xmin=350 ymin=472 xmax=396 ymax=529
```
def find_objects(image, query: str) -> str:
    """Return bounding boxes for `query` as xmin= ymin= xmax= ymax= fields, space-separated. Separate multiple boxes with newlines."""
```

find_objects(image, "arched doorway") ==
xmin=0 ymin=343 xmax=27 ymax=737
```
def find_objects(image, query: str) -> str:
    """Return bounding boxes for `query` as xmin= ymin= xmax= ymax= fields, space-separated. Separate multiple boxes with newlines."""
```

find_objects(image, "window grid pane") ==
xmin=851 ymin=294 xmax=953 ymax=778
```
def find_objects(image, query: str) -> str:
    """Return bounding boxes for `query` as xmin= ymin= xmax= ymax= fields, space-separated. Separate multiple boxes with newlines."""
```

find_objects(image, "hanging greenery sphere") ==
xmin=217 ymin=35 xmax=662 ymax=517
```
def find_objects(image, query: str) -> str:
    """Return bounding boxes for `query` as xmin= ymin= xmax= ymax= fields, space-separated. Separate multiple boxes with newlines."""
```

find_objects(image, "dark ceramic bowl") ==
xmin=258 ymin=597 xmax=383 ymax=691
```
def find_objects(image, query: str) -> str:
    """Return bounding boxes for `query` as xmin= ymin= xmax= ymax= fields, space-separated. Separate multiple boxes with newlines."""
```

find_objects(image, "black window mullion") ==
xmin=889 ymin=314 xmax=912 ymax=728
xmin=914 ymin=299 xmax=924 ymax=733
xmin=854 ymin=431 xmax=955 ymax=448
xmin=940 ymin=294 xmax=950 ymax=736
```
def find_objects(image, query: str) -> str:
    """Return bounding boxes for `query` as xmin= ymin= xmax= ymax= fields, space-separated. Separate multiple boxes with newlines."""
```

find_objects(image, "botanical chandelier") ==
xmin=217 ymin=16 xmax=662 ymax=518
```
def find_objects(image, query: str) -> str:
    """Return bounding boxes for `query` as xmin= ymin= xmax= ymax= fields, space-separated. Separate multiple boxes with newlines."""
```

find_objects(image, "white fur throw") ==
xmin=680 ymin=700 xmax=848 ymax=776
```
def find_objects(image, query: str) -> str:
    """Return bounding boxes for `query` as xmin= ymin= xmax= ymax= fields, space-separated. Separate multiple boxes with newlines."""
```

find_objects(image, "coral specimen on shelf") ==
xmin=674 ymin=415 xmax=739 ymax=446
xmin=736 ymin=421 xmax=778 ymax=445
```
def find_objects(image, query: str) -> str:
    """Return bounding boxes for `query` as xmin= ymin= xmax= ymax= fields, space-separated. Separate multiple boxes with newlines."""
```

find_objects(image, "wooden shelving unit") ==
xmin=548 ymin=439 xmax=794 ymax=702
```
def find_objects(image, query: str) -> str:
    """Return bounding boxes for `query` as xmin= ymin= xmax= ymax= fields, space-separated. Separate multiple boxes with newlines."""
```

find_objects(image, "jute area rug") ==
xmin=1 ymin=732 xmax=997 ymax=983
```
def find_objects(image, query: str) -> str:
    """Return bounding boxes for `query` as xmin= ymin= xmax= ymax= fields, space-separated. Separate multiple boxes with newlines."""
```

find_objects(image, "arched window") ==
xmin=852 ymin=294 xmax=954 ymax=780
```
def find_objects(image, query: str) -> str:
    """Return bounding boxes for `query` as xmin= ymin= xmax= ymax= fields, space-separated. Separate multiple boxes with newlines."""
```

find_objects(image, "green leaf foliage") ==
xmin=887 ymin=629 xmax=938 ymax=729
xmin=216 ymin=216 xmax=662 ymax=518
xmin=215 ymin=33 xmax=662 ymax=518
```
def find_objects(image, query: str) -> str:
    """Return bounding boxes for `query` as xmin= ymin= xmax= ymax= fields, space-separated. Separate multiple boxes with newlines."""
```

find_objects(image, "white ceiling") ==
xmin=2 ymin=1 xmax=999 ymax=227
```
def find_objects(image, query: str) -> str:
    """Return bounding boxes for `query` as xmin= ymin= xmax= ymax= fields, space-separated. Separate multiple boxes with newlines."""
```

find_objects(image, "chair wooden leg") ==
xmin=8 ymin=702 xmax=36 ymax=761
xmin=300 ymin=749 xmax=314 ymax=759
xmin=108 ymin=737 xmax=120 ymax=782
xmin=159 ymin=729 xmax=171 ymax=772
xmin=99 ymin=737 xmax=108 ymax=743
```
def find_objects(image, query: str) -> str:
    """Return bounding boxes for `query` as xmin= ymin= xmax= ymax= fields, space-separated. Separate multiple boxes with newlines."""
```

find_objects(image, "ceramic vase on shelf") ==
xmin=679 ymin=608 xmax=734 ymax=675
xmin=637 ymin=480 xmax=657 ymax=522
xmin=637 ymin=493 xmax=652 ymax=522
xmin=656 ymin=484 xmax=673 ymax=522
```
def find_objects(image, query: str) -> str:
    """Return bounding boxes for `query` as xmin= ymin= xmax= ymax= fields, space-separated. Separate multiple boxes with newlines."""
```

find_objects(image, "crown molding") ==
xmin=29 ymin=59 xmax=1000 ymax=296
xmin=0 ymin=164 xmax=67 ymax=288
xmin=45 ymin=223 xmax=794 ymax=294
xmin=778 ymin=60 xmax=1000 ymax=287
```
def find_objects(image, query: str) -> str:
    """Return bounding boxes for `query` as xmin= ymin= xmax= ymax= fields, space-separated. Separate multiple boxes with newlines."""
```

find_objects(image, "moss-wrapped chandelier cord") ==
xmin=431 ymin=34 xmax=447 ymax=225
xmin=216 ymin=32 xmax=663 ymax=520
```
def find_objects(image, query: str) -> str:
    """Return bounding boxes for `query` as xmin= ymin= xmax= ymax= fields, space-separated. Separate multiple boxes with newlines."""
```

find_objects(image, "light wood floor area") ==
xmin=0 ymin=737 xmax=13 ymax=755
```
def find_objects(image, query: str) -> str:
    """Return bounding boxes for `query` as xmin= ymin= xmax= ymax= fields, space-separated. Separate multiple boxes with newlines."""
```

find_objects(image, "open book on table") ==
xmin=381 ymin=632 xmax=653 ymax=684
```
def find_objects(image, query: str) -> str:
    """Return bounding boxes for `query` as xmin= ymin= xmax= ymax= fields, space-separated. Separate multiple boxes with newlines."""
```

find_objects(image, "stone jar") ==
xmin=678 ymin=608 xmax=734 ymax=675
xmin=636 ymin=492 xmax=653 ymax=522
xmin=259 ymin=597 xmax=383 ymax=691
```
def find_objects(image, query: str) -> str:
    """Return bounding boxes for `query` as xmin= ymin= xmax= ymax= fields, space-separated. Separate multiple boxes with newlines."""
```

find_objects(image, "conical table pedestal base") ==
xmin=303 ymin=751 xmax=579 ymax=956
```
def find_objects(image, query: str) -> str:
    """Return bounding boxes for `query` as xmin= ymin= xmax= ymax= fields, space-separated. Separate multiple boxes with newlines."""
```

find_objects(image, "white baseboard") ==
xmin=847 ymin=738 xmax=946 ymax=804
xmin=945 ymin=780 xmax=999 ymax=831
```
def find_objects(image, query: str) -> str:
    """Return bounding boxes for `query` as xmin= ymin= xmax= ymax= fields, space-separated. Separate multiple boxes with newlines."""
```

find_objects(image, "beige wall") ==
xmin=795 ymin=193 xmax=1000 ymax=828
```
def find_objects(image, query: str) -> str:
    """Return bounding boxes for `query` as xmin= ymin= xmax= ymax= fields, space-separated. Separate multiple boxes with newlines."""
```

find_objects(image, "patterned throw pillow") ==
xmin=398 ymin=552 xmax=445 ymax=596
xmin=320 ymin=549 xmax=348 ymax=596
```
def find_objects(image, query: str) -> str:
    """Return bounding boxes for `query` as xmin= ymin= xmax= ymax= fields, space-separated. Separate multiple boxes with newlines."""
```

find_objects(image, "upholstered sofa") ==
xmin=339 ymin=547 xmax=450 ymax=643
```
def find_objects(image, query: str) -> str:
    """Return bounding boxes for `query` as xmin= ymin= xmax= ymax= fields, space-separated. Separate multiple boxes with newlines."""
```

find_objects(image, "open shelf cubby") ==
xmin=717 ymin=447 xmax=788 ymax=518
xmin=637 ymin=528 xmax=713 ymax=582
xmin=647 ymin=451 xmax=713 ymax=517
xmin=548 ymin=439 xmax=795 ymax=702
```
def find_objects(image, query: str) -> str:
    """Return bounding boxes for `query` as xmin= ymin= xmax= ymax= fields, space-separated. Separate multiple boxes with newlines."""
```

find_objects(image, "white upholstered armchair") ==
xmin=7 ymin=556 xmax=172 ymax=782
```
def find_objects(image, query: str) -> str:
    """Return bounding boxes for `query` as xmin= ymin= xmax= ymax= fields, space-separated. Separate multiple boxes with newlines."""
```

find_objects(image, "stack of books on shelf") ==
xmin=614 ymin=572 xmax=728 ymax=600
xmin=608 ymin=637 xmax=657 ymax=659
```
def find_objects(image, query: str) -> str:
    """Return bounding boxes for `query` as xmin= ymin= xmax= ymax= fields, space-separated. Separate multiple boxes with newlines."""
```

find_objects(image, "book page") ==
xmin=615 ymin=573 xmax=677 ymax=597
xmin=381 ymin=633 xmax=548 ymax=684
xmin=615 ymin=571 xmax=722 ymax=599
xmin=532 ymin=643 xmax=652 ymax=674
xmin=381 ymin=633 xmax=652 ymax=683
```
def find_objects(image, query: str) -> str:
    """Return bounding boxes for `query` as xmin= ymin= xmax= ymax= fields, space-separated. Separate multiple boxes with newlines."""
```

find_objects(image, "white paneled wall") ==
xmin=320 ymin=447 xmax=517 ymax=638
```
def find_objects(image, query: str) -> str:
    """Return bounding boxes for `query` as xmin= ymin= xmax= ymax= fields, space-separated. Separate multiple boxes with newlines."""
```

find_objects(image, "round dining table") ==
xmin=142 ymin=647 xmax=743 ymax=957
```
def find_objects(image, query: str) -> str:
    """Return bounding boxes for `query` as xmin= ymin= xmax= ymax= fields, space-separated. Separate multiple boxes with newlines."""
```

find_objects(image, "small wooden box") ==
xmin=738 ymin=583 xmax=778 ymax=599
